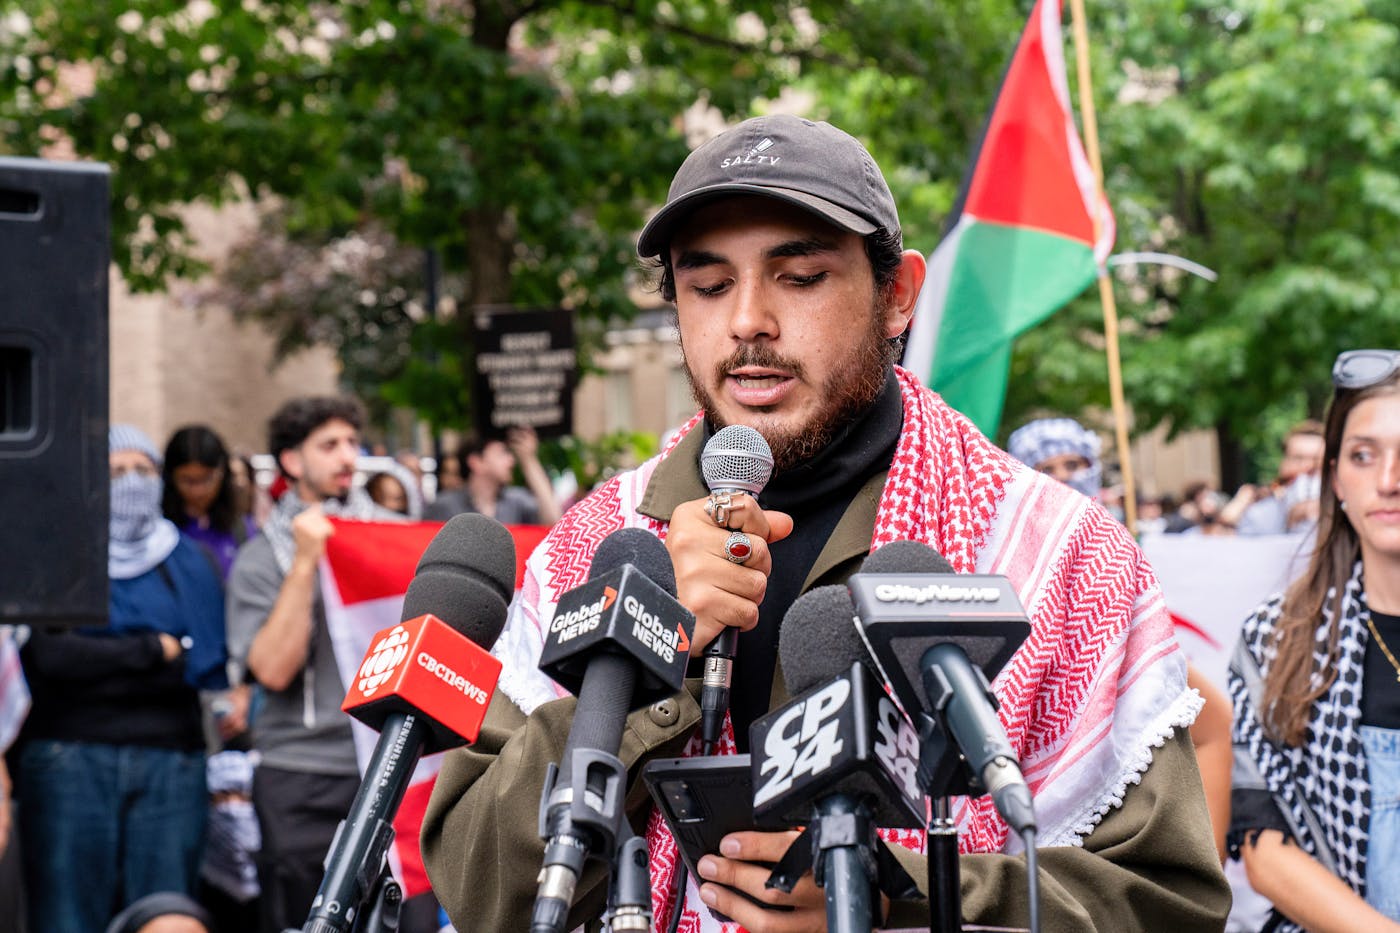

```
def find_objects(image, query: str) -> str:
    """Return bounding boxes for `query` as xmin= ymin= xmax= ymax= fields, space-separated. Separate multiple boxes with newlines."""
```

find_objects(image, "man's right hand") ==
xmin=665 ymin=493 xmax=793 ymax=656
xmin=291 ymin=504 xmax=335 ymax=567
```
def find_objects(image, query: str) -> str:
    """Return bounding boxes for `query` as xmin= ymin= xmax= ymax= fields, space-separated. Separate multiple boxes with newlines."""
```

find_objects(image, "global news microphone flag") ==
xmin=902 ymin=0 xmax=1115 ymax=436
xmin=320 ymin=517 xmax=548 ymax=897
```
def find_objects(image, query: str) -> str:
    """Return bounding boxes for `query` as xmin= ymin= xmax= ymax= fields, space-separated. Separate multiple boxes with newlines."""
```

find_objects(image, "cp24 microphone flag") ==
xmin=319 ymin=516 xmax=549 ymax=897
xmin=901 ymin=0 xmax=1115 ymax=436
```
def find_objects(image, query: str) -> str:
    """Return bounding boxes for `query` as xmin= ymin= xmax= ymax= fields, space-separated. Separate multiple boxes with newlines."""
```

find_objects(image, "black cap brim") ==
xmin=637 ymin=183 xmax=878 ymax=259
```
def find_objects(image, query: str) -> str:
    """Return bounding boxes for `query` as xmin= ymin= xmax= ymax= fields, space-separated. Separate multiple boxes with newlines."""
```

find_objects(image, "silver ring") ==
xmin=705 ymin=491 xmax=734 ymax=528
xmin=724 ymin=531 xmax=753 ymax=564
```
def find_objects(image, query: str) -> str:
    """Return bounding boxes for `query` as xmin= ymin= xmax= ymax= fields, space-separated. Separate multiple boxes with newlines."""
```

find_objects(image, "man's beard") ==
xmin=681 ymin=305 xmax=896 ymax=472
xmin=305 ymin=473 xmax=350 ymax=505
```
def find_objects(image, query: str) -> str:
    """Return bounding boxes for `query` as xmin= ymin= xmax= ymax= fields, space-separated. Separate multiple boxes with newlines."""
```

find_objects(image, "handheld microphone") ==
xmin=531 ymin=528 xmax=696 ymax=933
xmin=749 ymin=585 xmax=923 ymax=933
xmin=849 ymin=541 xmax=1036 ymax=835
xmin=699 ymin=424 xmax=774 ymax=749
xmin=304 ymin=513 xmax=516 ymax=933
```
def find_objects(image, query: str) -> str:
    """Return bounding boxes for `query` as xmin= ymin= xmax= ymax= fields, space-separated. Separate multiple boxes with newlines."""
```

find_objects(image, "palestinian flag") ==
xmin=902 ymin=0 xmax=1114 ymax=435
xmin=321 ymin=517 xmax=549 ymax=897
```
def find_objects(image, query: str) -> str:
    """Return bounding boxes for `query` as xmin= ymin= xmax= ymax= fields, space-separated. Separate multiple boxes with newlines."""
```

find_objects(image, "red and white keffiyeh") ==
xmin=491 ymin=367 xmax=1199 ymax=932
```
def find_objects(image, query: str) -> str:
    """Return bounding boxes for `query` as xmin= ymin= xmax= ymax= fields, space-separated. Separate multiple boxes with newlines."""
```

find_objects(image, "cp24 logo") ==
xmin=873 ymin=695 xmax=921 ymax=805
xmin=754 ymin=680 xmax=849 ymax=807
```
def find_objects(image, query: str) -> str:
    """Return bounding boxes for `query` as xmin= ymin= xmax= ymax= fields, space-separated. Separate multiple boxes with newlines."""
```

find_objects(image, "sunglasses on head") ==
xmin=1332 ymin=349 xmax=1400 ymax=389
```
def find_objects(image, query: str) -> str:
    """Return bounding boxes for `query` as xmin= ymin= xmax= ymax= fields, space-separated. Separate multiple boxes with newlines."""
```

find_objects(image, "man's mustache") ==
xmin=714 ymin=344 xmax=807 ymax=383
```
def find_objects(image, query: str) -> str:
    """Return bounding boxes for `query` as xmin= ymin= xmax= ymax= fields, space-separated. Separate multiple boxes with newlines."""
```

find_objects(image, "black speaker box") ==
xmin=0 ymin=157 xmax=110 ymax=626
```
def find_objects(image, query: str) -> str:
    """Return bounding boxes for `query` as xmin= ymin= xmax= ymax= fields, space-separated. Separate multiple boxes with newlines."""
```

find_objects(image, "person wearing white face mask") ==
xmin=14 ymin=425 xmax=228 ymax=933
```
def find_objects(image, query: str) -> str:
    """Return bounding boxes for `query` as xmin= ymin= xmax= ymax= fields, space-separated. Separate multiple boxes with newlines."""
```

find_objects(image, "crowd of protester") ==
xmin=0 ymin=400 xmax=562 ymax=933
xmin=0 ymin=345 xmax=1395 ymax=932
xmin=1016 ymin=417 xmax=1330 ymax=542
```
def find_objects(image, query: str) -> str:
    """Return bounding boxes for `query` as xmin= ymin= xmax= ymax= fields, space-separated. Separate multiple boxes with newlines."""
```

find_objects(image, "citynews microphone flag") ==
xmin=902 ymin=0 xmax=1115 ymax=435
xmin=320 ymin=517 xmax=548 ymax=897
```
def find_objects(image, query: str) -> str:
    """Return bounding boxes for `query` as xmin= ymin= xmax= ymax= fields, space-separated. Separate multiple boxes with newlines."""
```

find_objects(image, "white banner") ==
xmin=1142 ymin=531 xmax=1312 ymax=689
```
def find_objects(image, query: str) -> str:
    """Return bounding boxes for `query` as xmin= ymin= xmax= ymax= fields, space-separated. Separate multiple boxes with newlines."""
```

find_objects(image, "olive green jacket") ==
xmin=421 ymin=428 xmax=1231 ymax=931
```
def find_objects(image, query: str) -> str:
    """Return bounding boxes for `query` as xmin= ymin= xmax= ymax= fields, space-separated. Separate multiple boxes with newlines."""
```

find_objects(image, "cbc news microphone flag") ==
xmin=902 ymin=0 xmax=1115 ymax=436
xmin=320 ymin=518 xmax=548 ymax=898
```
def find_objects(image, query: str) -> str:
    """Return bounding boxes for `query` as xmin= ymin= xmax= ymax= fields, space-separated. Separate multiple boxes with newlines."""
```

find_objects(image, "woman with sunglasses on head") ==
xmin=1230 ymin=349 xmax=1400 ymax=932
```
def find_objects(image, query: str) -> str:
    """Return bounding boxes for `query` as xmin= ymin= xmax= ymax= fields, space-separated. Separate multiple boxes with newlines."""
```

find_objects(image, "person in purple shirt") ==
xmin=162 ymin=425 xmax=256 ymax=581
xmin=162 ymin=425 xmax=256 ymax=753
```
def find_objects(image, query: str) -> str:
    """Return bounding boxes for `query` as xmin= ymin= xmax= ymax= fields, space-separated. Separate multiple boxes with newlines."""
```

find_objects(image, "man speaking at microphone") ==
xmin=422 ymin=115 xmax=1229 ymax=931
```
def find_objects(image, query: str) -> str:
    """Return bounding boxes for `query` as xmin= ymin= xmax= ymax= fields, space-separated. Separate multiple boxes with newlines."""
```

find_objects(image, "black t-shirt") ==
xmin=1362 ymin=610 xmax=1400 ymax=729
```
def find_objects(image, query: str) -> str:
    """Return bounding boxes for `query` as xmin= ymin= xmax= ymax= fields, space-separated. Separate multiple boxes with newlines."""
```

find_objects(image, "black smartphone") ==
xmin=642 ymin=753 xmax=789 ymax=918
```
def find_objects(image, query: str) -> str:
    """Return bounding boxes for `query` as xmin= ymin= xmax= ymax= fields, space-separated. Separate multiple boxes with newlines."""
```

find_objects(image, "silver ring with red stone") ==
xmin=723 ymin=531 xmax=753 ymax=564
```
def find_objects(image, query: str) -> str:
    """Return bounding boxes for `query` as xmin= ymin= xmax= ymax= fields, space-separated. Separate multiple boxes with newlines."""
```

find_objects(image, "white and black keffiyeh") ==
xmin=263 ymin=487 xmax=387 ymax=574
xmin=1229 ymin=561 xmax=1372 ymax=931
xmin=1006 ymin=417 xmax=1103 ymax=499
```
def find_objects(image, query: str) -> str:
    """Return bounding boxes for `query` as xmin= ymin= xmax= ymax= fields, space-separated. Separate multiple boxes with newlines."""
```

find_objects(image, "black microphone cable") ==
xmin=665 ymin=858 xmax=689 ymax=933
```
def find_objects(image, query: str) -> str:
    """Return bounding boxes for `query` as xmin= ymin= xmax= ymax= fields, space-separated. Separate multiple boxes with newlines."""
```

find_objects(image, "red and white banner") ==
xmin=1141 ymin=531 xmax=1312 ymax=690
xmin=319 ymin=518 xmax=549 ymax=897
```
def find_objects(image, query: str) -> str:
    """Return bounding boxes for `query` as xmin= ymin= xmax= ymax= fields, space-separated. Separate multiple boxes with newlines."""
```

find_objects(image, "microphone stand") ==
xmin=303 ymin=712 xmax=427 ymax=933
xmin=603 ymin=831 xmax=653 ymax=932
xmin=915 ymin=712 xmax=971 ymax=933
xmin=288 ymin=867 xmax=402 ymax=933
xmin=359 ymin=868 xmax=404 ymax=933
xmin=811 ymin=794 xmax=877 ymax=933
xmin=926 ymin=798 xmax=960 ymax=933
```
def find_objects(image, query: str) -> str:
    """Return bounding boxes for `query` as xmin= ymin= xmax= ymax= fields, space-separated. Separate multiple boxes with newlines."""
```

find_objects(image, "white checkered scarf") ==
xmin=1228 ymin=561 xmax=1371 ymax=929
xmin=263 ymin=486 xmax=386 ymax=575
xmin=492 ymin=366 xmax=1197 ymax=932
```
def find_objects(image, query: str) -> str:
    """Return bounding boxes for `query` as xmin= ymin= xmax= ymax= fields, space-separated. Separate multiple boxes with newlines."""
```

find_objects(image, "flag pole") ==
xmin=1067 ymin=0 xmax=1138 ymax=535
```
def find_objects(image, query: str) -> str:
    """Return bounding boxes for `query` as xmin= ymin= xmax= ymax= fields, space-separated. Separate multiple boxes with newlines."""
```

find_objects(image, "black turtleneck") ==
xmin=708 ymin=367 xmax=903 ymax=750
xmin=1363 ymin=609 xmax=1400 ymax=728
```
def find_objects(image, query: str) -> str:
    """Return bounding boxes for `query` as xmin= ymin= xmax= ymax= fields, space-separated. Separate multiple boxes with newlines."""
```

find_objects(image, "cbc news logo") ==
xmin=358 ymin=625 xmax=411 ymax=697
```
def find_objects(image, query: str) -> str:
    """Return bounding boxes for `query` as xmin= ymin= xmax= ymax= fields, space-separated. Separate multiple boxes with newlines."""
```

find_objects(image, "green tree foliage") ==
xmin=0 ymin=0 xmax=976 ymax=431
xmin=5 ymin=0 xmax=1395 ymax=483
xmin=1006 ymin=0 xmax=1400 ymax=483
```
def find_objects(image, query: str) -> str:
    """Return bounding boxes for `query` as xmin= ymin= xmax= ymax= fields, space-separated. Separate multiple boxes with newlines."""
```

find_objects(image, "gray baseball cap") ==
xmin=637 ymin=114 xmax=901 ymax=259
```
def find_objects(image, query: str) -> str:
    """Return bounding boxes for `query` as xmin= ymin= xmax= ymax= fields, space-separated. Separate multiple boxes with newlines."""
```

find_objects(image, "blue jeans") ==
xmin=17 ymin=740 xmax=207 ymax=933
xmin=1363 ymin=725 xmax=1400 ymax=920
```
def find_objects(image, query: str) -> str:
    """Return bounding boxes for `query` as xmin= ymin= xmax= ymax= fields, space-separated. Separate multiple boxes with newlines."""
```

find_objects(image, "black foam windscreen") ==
xmin=401 ymin=513 xmax=517 ymax=647
xmin=589 ymin=527 xmax=677 ymax=596
xmin=861 ymin=539 xmax=954 ymax=575
xmin=777 ymin=585 xmax=872 ymax=695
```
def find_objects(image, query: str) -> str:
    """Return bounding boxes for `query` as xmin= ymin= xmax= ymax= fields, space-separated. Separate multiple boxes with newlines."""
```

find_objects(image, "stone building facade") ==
xmin=109 ymin=204 xmax=339 ymax=455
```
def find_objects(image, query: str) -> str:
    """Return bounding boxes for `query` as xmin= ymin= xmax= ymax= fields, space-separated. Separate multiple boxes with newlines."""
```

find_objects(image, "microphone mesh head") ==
xmin=701 ymin=425 xmax=775 ymax=495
